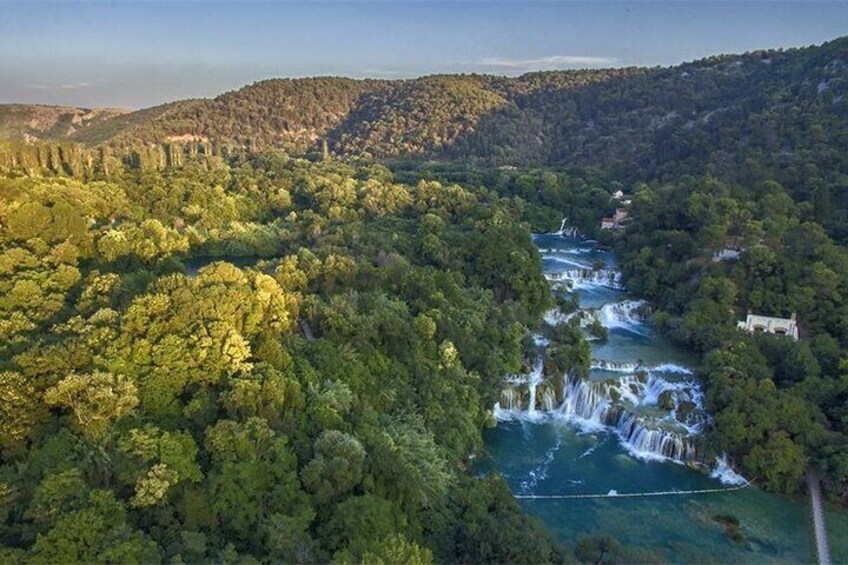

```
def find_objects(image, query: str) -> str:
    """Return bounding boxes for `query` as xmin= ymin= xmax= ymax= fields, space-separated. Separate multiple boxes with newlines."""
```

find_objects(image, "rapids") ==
xmin=482 ymin=229 xmax=848 ymax=562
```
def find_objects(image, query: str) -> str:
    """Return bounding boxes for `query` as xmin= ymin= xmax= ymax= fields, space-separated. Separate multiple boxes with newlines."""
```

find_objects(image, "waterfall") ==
xmin=591 ymin=359 xmax=642 ymax=372
xmin=496 ymin=368 xmax=706 ymax=462
xmin=616 ymin=414 xmax=696 ymax=461
xmin=526 ymin=359 xmax=544 ymax=418
xmin=543 ymin=308 xmax=580 ymax=327
xmin=557 ymin=374 xmax=702 ymax=462
xmin=711 ymin=455 xmax=748 ymax=485
xmin=553 ymin=218 xmax=583 ymax=238
xmin=495 ymin=230 xmax=748 ymax=483
xmin=544 ymin=269 xmax=624 ymax=290
xmin=498 ymin=387 xmax=521 ymax=412
xmin=532 ymin=333 xmax=551 ymax=347
xmin=596 ymin=300 xmax=650 ymax=332
xmin=541 ymin=387 xmax=557 ymax=412
xmin=591 ymin=360 xmax=693 ymax=375
xmin=546 ymin=301 xmax=653 ymax=333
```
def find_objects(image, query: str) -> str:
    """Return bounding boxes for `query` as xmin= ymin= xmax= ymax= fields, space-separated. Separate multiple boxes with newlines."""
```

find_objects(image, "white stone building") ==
xmin=737 ymin=313 xmax=800 ymax=341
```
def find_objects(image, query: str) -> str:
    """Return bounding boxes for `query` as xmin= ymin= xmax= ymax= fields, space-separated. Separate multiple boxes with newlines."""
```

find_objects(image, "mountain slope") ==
xmin=73 ymin=78 xmax=388 ymax=152
xmin=450 ymin=37 xmax=848 ymax=173
xmin=3 ymin=36 xmax=846 ymax=172
xmin=0 ymin=104 xmax=129 ymax=142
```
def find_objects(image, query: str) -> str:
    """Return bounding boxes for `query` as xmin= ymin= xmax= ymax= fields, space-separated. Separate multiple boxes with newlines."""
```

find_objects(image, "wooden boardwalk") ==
xmin=808 ymin=472 xmax=832 ymax=565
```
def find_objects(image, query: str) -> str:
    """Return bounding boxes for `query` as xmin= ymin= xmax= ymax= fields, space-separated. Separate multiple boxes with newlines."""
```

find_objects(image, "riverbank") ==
xmin=482 ymin=231 xmax=848 ymax=562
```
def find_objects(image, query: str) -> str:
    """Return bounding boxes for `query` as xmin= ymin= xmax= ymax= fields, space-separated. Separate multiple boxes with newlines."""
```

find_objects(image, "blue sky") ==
xmin=1 ymin=1 xmax=846 ymax=109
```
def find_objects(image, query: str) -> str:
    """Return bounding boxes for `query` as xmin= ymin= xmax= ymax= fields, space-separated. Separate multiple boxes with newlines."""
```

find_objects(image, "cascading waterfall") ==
xmin=496 ymin=367 xmax=707 ymax=463
xmin=541 ymin=387 xmax=557 ymax=412
xmin=617 ymin=414 xmax=696 ymax=461
xmin=544 ymin=300 xmax=651 ymax=335
xmin=553 ymin=218 xmax=583 ymax=238
xmin=710 ymin=454 xmax=748 ymax=485
xmin=500 ymin=287 xmax=706 ymax=462
xmin=498 ymin=231 xmax=746 ymax=471
xmin=500 ymin=388 xmax=521 ymax=412
xmin=526 ymin=359 xmax=544 ymax=417
xmin=597 ymin=300 xmax=650 ymax=330
xmin=544 ymin=308 xmax=580 ymax=327
xmin=544 ymin=269 xmax=624 ymax=290
xmin=591 ymin=359 xmax=693 ymax=374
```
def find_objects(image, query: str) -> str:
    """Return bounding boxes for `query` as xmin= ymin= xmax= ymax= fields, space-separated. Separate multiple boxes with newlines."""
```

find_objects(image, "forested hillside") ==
xmin=3 ymin=35 xmax=848 ymax=560
xmin=73 ymin=79 xmax=385 ymax=152
xmin=613 ymin=176 xmax=848 ymax=497
xmin=0 ymin=148 xmax=585 ymax=563
xmin=65 ymin=70 xmax=631 ymax=155
xmin=4 ymin=39 xmax=843 ymax=174
xmin=5 ymin=38 xmax=846 ymax=240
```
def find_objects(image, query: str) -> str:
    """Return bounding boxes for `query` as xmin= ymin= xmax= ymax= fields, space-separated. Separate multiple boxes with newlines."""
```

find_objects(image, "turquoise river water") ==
xmin=482 ymin=232 xmax=848 ymax=563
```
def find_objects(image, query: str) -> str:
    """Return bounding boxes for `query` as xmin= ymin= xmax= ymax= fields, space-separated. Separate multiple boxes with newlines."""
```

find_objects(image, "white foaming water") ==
xmin=590 ymin=359 xmax=693 ymax=375
xmin=519 ymin=438 xmax=563 ymax=494
xmin=543 ymin=256 xmax=594 ymax=270
xmin=576 ymin=437 xmax=606 ymax=460
xmin=495 ymin=359 xmax=545 ymax=421
xmin=532 ymin=333 xmax=551 ymax=347
xmin=651 ymin=363 xmax=694 ymax=374
xmin=557 ymin=374 xmax=703 ymax=461
xmin=498 ymin=232 xmax=749 ymax=478
xmin=526 ymin=359 xmax=544 ymax=418
xmin=711 ymin=455 xmax=748 ymax=485
xmin=545 ymin=269 xmax=624 ymax=290
xmin=497 ymin=367 xmax=706 ymax=462
xmin=550 ymin=218 xmax=584 ymax=238
xmin=543 ymin=308 xmax=579 ymax=327
xmin=597 ymin=300 xmax=649 ymax=332
xmin=539 ymin=247 xmax=592 ymax=256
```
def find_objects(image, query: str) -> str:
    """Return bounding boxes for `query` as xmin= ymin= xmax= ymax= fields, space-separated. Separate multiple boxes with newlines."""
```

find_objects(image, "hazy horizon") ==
xmin=2 ymin=1 xmax=847 ymax=109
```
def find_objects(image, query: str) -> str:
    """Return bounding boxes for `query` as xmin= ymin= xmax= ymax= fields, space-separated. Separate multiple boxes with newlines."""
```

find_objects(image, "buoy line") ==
xmin=513 ymin=480 xmax=752 ymax=500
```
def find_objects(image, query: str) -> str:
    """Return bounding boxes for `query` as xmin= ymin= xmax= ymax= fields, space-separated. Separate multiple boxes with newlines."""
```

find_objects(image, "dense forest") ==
xmin=5 ymin=37 xmax=846 ymax=239
xmin=388 ymin=160 xmax=848 ymax=500
xmin=0 ymin=149 xmax=590 ymax=563
xmin=2 ymin=35 xmax=848 ymax=562
xmin=615 ymin=175 xmax=848 ymax=498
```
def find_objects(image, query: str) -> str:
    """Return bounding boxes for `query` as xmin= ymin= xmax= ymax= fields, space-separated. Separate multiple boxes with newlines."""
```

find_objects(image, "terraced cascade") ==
xmin=480 ymin=231 xmax=848 ymax=563
xmin=495 ymin=354 xmax=706 ymax=463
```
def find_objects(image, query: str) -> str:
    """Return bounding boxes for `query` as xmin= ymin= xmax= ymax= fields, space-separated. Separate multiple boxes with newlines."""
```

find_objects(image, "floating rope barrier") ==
xmin=513 ymin=480 xmax=752 ymax=500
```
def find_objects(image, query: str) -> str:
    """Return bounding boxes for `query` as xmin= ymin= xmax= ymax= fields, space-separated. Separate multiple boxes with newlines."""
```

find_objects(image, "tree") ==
xmin=320 ymin=494 xmax=405 ymax=559
xmin=30 ymin=490 xmax=160 ymax=564
xmin=358 ymin=534 xmax=433 ymax=565
xmin=204 ymin=418 xmax=311 ymax=545
xmin=743 ymin=432 xmax=807 ymax=493
xmin=44 ymin=371 xmax=138 ymax=440
xmin=574 ymin=535 xmax=624 ymax=564
xmin=301 ymin=430 xmax=366 ymax=505
xmin=0 ymin=371 xmax=47 ymax=453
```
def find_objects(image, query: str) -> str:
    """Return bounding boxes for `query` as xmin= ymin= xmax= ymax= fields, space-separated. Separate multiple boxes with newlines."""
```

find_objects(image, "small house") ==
xmin=737 ymin=313 xmax=800 ymax=341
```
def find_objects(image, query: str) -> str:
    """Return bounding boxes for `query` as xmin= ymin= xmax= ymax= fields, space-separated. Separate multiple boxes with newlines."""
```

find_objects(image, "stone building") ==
xmin=737 ymin=313 xmax=800 ymax=341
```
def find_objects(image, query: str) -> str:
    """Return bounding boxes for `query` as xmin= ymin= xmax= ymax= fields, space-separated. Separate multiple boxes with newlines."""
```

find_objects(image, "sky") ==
xmin=1 ymin=1 xmax=846 ymax=109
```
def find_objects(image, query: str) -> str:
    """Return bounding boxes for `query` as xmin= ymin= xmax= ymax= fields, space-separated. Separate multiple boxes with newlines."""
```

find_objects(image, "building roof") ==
xmin=737 ymin=313 xmax=799 ymax=340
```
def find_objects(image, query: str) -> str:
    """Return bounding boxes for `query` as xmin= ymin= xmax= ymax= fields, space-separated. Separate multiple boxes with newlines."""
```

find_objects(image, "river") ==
xmin=482 ymin=231 xmax=848 ymax=562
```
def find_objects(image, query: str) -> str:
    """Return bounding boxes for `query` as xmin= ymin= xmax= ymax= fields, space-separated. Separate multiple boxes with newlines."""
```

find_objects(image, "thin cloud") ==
xmin=24 ymin=82 xmax=91 ymax=91
xmin=59 ymin=82 xmax=91 ymax=90
xmin=360 ymin=69 xmax=411 ymax=78
xmin=479 ymin=55 xmax=619 ymax=72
